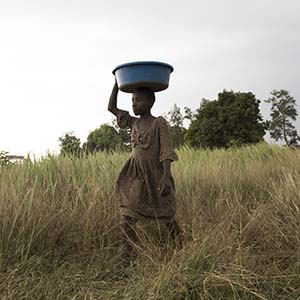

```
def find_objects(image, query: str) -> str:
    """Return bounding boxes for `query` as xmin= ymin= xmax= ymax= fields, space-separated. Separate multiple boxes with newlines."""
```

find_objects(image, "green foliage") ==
xmin=168 ymin=103 xmax=184 ymax=128
xmin=169 ymin=126 xmax=186 ymax=149
xmin=183 ymin=106 xmax=196 ymax=122
xmin=58 ymin=132 xmax=82 ymax=156
xmin=0 ymin=151 xmax=11 ymax=166
xmin=185 ymin=91 xmax=266 ymax=148
xmin=185 ymin=99 xmax=224 ymax=148
xmin=166 ymin=104 xmax=188 ymax=148
xmin=85 ymin=124 xmax=122 ymax=152
xmin=265 ymin=89 xmax=299 ymax=147
xmin=111 ymin=118 xmax=131 ymax=151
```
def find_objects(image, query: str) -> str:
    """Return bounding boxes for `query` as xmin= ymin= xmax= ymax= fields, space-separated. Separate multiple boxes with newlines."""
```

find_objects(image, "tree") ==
xmin=85 ymin=124 xmax=122 ymax=152
xmin=166 ymin=104 xmax=187 ymax=148
xmin=219 ymin=90 xmax=266 ymax=147
xmin=185 ymin=90 xmax=266 ymax=148
xmin=265 ymin=89 xmax=299 ymax=147
xmin=58 ymin=132 xmax=82 ymax=156
xmin=183 ymin=106 xmax=196 ymax=122
xmin=185 ymin=99 xmax=225 ymax=148
xmin=111 ymin=118 xmax=131 ymax=151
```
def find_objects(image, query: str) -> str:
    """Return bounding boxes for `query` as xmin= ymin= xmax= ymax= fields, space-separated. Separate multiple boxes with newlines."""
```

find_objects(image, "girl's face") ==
xmin=132 ymin=91 xmax=152 ymax=116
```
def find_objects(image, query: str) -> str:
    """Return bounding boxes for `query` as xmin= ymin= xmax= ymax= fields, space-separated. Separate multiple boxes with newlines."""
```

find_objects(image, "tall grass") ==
xmin=0 ymin=143 xmax=300 ymax=299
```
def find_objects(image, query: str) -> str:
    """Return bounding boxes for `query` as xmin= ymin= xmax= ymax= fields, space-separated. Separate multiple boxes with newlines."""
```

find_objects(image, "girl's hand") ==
xmin=158 ymin=175 xmax=172 ymax=197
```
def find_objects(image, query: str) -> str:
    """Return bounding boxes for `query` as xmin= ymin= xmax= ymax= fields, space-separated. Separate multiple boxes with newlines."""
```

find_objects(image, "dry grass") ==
xmin=1 ymin=143 xmax=300 ymax=299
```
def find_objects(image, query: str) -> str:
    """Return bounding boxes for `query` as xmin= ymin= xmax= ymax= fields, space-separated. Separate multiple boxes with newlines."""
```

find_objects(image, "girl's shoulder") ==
xmin=156 ymin=116 xmax=170 ymax=128
xmin=155 ymin=115 xmax=168 ymax=123
xmin=149 ymin=116 xmax=170 ymax=130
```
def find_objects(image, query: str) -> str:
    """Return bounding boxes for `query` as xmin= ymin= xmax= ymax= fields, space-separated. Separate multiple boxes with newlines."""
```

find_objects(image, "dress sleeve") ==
xmin=158 ymin=117 xmax=179 ymax=162
xmin=116 ymin=110 xmax=135 ymax=129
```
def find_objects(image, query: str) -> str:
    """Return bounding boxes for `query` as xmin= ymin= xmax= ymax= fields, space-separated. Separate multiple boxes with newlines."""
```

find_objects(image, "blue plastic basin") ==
xmin=112 ymin=61 xmax=174 ymax=93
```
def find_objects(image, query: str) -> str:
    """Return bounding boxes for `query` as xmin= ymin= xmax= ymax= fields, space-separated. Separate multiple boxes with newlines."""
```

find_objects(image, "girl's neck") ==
xmin=139 ymin=111 xmax=153 ymax=119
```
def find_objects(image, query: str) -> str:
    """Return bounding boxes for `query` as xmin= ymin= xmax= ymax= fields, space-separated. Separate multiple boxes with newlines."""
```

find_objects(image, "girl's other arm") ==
xmin=158 ymin=159 xmax=172 ymax=197
xmin=162 ymin=159 xmax=171 ymax=178
xmin=108 ymin=80 xmax=122 ymax=116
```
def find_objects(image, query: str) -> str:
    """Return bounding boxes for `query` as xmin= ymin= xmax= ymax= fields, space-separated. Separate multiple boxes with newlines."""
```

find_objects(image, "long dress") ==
xmin=116 ymin=110 xmax=178 ymax=221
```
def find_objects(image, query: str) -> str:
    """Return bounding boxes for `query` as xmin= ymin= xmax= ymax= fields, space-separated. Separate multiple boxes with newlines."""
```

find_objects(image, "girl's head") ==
xmin=132 ymin=88 xmax=155 ymax=116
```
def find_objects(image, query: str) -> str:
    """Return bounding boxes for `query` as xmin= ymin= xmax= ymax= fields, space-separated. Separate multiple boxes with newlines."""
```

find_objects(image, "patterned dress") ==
xmin=116 ymin=110 xmax=178 ymax=221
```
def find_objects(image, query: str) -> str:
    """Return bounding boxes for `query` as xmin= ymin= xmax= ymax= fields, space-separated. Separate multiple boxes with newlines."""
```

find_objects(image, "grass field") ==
xmin=1 ymin=143 xmax=300 ymax=299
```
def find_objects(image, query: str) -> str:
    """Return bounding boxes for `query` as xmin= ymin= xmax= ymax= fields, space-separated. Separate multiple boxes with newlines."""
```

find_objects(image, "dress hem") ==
xmin=120 ymin=206 xmax=175 ymax=222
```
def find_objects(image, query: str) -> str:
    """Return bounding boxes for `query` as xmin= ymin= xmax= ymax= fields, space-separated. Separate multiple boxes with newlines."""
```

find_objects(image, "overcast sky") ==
xmin=1 ymin=0 xmax=299 ymax=156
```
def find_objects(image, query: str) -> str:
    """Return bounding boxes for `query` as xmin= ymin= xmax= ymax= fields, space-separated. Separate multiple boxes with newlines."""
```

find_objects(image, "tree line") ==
xmin=58 ymin=89 xmax=300 ymax=156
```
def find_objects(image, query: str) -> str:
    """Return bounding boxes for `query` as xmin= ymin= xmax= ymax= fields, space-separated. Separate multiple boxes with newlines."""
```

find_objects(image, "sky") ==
xmin=1 ymin=0 xmax=300 ymax=157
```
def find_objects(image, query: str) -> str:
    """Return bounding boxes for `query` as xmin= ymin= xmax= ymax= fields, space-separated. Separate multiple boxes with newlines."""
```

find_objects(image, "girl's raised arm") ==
xmin=108 ymin=80 xmax=122 ymax=116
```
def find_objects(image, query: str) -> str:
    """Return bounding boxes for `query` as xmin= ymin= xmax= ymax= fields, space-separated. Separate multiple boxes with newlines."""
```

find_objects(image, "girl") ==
xmin=108 ymin=80 xmax=182 ymax=259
